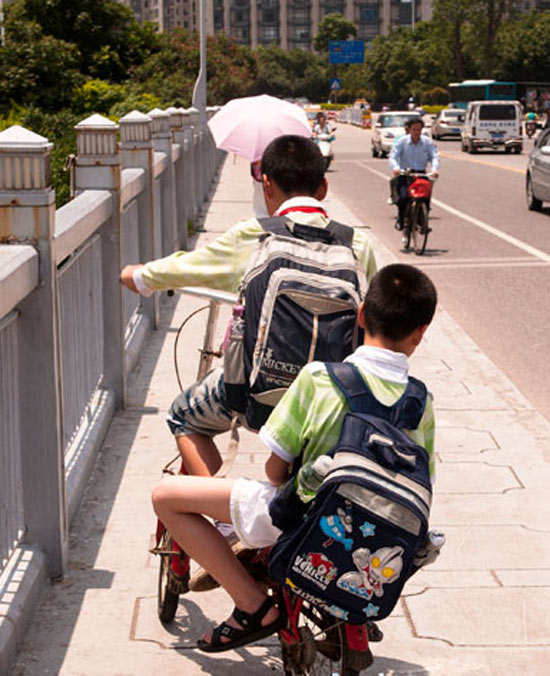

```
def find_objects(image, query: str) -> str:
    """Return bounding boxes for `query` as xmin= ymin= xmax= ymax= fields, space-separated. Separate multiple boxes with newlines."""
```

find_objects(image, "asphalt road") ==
xmin=328 ymin=122 xmax=550 ymax=423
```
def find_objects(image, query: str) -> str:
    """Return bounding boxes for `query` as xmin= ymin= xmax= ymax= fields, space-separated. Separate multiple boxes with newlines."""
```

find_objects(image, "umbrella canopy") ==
xmin=207 ymin=95 xmax=312 ymax=162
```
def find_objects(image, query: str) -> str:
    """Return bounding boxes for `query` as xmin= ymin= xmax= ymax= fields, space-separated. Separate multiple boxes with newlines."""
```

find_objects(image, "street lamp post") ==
xmin=192 ymin=0 xmax=207 ymax=127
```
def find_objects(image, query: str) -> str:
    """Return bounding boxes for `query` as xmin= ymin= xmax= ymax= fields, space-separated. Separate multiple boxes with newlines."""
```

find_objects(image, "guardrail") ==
xmin=0 ymin=105 xmax=225 ymax=673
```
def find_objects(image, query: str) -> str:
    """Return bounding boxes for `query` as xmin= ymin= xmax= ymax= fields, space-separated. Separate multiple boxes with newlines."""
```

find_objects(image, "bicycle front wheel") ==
xmin=411 ymin=202 xmax=429 ymax=256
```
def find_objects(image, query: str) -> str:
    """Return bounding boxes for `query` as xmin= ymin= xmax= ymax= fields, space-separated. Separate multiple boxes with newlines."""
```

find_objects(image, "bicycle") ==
xmin=150 ymin=286 xmax=378 ymax=674
xmin=152 ymin=286 xmax=238 ymax=624
xmin=397 ymin=170 xmax=435 ymax=256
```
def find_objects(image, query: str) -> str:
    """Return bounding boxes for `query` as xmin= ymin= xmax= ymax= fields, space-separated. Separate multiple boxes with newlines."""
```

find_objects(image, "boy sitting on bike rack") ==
xmin=151 ymin=264 xmax=438 ymax=653
xmin=389 ymin=118 xmax=439 ymax=232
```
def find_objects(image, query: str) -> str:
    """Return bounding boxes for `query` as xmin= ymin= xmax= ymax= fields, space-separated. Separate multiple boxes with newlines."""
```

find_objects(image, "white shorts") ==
xmin=230 ymin=478 xmax=282 ymax=549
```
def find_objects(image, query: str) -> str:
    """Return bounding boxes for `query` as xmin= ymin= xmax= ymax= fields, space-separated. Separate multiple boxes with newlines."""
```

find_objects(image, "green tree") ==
xmin=9 ymin=0 xmax=159 ymax=81
xmin=432 ymin=0 xmax=475 ymax=80
xmin=496 ymin=10 xmax=550 ymax=82
xmin=313 ymin=13 xmax=357 ymax=53
xmin=130 ymin=31 xmax=256 ymax=107
xmin=365 ymin=23 xmax=452 ymax=105
xmin=254 ymin=44 xmax=329 ymax=101
xmin=470 ymin=0 xmax=514 ymax=77
xmin=71 ymin=79 xmax=125 ymax=116
xmin=0 ymin=15 xmax=83 ymax=112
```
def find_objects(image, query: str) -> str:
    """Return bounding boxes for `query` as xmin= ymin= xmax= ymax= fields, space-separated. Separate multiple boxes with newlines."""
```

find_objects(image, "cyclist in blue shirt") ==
xmin=389 ymin=118 xmax=439 ymax=231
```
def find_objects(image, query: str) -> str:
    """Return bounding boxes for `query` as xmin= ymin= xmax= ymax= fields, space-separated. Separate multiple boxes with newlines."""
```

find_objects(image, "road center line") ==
xmin=356 ymin=160 xmax=550 ymax=264
xmin=438 ymin=151 xmax=525 ymax=174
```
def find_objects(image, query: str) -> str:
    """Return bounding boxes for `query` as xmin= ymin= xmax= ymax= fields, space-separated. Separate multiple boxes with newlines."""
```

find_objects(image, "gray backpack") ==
xmin=223 ymin=216 xmax=367 ymax=430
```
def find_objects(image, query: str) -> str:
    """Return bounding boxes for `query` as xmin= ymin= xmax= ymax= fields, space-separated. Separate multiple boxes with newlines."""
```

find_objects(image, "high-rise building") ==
xmin=120 ymin=0 xmax=433 ymax=48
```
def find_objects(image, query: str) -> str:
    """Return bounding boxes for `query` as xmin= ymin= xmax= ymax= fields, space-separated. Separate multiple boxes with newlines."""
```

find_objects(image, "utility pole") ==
xmin=0 ymin=0 xmax=5 ymax=46
xmin=192 ymin=0 xmax=207 ymax=127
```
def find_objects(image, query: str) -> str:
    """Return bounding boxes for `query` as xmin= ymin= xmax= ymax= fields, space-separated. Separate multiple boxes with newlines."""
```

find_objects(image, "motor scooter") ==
xmin=315 ymin=128 xmax=336 ymax=171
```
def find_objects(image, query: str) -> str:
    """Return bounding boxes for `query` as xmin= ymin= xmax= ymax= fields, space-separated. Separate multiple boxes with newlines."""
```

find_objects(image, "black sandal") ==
xmin=197 ymin=597 xmax=281 ymax=653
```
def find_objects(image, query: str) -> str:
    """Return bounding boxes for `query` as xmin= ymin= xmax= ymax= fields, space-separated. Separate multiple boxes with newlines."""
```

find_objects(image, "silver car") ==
xmin=526 ymin=127 xmax=550 ymax=210
xmin=431 ymin=108 xmax=465 ymax=139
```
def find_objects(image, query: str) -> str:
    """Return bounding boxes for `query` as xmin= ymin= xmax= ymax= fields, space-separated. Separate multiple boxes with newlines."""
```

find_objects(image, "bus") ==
xmin=448 ymin=80 xmax=517 ymax=109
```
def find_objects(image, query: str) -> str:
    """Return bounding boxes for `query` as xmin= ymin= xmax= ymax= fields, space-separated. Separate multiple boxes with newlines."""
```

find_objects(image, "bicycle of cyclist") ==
xmin=388 ymin=117 xmax=439 ymax=251
xmin=398 ymin=169 xmax=437 ymax=255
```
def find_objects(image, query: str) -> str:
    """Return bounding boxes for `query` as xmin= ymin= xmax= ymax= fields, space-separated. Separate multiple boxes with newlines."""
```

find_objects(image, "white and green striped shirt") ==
xmin=259 ymin=345 xmax=435 ymax=500
xmin=136 ymin=198 xmax=377 ymax=295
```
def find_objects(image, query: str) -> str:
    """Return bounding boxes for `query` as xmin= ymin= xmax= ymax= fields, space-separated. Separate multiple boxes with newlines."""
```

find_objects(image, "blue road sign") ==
xmin=329 ymin=40 xmax=365 ymax=64
xmin=330 ymin=78 xmax=342 ymax=91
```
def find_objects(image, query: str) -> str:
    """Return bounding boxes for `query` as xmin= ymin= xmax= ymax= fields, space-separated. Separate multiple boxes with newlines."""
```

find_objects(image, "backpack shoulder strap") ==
xmin=258 ymin=216 xmax=354 ymax=248
xmin=326 ymin=362 xmax=427 ymax=430
xmin=325 ymin=220 xmax=354 ymax=248
xmin=258 ymin=216 xmax=293 ymax=236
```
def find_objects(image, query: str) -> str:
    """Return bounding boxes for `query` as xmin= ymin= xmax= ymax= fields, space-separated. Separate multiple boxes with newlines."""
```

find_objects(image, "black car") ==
xmin=526 ymin=127 xmax=550 ymax=210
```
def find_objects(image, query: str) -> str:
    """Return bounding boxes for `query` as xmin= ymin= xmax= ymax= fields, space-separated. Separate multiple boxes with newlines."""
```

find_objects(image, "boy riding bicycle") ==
xmin=120 ymin=136 xmax=377 ymax=480
xmin=152 ymin=263 xmax=438 ymax=653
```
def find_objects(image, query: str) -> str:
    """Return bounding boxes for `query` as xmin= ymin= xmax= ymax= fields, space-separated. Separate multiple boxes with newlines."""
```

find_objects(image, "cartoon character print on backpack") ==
xmin=336 ymin=545 xmax=405 ymax=605
xmin=319 ymin=503 xmax=354 ymax=551
xmin=289 ymin=551 xmax=338 ymax=591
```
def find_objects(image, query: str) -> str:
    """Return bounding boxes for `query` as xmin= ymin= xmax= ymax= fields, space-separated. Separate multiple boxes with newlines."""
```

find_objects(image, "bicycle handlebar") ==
xmin=398 ymin=169 xmax=438 ymax=180
xmin=174 ymin=286 xmax=238 ymax=305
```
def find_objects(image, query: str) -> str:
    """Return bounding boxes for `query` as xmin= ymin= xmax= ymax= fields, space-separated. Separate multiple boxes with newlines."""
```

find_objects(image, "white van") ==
xmin=461 ymin=100 xmax=523 ymax=154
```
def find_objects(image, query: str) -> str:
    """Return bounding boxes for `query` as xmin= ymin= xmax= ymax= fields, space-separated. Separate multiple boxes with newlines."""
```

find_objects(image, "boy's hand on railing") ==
xmin=120 ymin=264 xmax=144 ymax=293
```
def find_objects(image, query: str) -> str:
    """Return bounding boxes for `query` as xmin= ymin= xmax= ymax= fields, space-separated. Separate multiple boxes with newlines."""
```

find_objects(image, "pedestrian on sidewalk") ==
xmin=151 ymin=263 xmax=438 ymax=653
xmin=120 ymin=135 xmax=377 ymax=480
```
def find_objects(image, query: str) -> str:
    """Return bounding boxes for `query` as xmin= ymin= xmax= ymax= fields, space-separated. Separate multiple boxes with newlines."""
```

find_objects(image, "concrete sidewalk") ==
xmin=12 ymin=132 xmax=550 ymax=676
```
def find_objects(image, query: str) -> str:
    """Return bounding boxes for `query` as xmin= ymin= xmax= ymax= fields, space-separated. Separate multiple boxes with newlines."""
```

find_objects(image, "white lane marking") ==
xmin=355 ymin=160 xmax=550 ymax=264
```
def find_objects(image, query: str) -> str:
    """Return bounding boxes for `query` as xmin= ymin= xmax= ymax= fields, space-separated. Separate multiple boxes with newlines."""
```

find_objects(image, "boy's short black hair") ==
xmin=362 ymin=264 xmax=437 ymax=341
xmin=261 ymin=135 xmax=325 ymax=196
xmin=409 ymin=117 xmax=424 ymax=129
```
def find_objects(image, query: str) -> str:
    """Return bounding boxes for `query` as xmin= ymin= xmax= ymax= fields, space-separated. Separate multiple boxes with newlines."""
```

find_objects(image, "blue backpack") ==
xmin=268 ymin=362 xmax=431 ymax=624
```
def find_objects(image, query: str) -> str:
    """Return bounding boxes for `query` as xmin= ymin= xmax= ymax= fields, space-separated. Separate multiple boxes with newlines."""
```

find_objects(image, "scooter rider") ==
xmin=312 ymin=111 xmax=331 ymax=138
xmin=389 ymin=118 xmax=439 ymax=231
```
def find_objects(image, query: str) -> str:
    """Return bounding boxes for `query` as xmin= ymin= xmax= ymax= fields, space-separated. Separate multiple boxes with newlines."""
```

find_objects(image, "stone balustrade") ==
xmin=0 ymin=106 xmax=224 ymax=673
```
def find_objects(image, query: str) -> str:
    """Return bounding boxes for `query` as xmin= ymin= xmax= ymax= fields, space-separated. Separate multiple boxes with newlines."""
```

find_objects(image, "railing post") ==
xmin=119 ymin=110 xmax=159 ymax=328
xmin=0 ymin=125 xmax=68 ymax=577
xmin=148 ymin=108 xmax=178 ymax=256
xmin=74 ymin=114 xmax=126 ymax=408
xmin=181 ymin=108 xmax=197 ymax=227
xmin=166 ymin=106 xmax=188 ymax=250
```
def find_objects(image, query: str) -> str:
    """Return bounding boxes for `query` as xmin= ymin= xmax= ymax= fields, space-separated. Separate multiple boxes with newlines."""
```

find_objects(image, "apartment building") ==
xmin=122 ymin=0 xmax=201 ymax=32
xmin=121 ymin=0 xmax=433 ymax=48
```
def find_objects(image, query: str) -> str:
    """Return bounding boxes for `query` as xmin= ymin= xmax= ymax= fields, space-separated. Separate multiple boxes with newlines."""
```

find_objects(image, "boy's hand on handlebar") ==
xmin=393 ymin=169 xmax=401 ymax=176
xmin=120 ymin=264 xmax=144 ymax=293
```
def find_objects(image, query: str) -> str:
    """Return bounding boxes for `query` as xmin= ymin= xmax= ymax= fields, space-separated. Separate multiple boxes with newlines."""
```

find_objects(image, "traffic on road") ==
xmin=329 ymin=120 xmax=550 ymax=424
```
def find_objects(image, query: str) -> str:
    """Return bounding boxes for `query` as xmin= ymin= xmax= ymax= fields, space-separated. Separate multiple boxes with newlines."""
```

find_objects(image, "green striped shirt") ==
xmin=139 ymin=210 xmax=377 ymax=293
xmin=259 ymin=346 xmax=435 ymax=500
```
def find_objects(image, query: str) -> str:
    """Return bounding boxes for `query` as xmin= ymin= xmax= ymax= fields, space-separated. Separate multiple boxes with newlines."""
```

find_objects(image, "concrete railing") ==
xmin=339 ymin=107 xmax=366 ymax=126
xmin=0 ymin=105 xmax=224 ymax=673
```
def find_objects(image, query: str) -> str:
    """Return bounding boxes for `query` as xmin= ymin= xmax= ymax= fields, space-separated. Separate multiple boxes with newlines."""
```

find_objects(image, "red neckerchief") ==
xmin=277 ymin=205 xmax=328 ymax=217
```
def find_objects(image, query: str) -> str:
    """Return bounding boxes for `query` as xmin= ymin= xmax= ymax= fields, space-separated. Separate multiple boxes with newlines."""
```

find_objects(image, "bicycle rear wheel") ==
xmin=281 ymin=601 xmax=371 ymax=675
xmin=411 ymin=202 xmax=429 ymax=256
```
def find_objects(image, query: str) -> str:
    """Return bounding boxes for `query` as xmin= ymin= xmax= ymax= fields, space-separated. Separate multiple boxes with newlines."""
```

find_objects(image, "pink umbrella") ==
xmin=208 ymin=95 xmax=312 ymax=162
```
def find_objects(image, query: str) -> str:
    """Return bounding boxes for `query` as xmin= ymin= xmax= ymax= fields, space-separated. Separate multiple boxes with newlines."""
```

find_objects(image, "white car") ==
xmin=432 ymin=108 xmax=465 ymax=139
xmin=371 ymin=111 xmax=425 ymax=158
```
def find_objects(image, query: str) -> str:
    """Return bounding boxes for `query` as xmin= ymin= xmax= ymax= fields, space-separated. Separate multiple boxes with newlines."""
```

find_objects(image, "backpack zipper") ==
xmin=323 ymin=467 xmax=430 ymax=523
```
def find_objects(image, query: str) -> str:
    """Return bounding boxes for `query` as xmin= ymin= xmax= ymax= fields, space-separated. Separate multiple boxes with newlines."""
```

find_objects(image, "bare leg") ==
xmin=176 ymin=433 xmax=222 ymax=476
xmin=152 ymin=475 xmax=278 ymax=643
